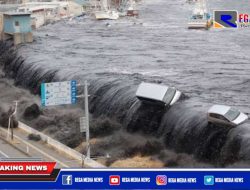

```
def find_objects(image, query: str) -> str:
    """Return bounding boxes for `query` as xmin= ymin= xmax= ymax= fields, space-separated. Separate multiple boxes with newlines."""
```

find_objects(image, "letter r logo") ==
xmin=214 ymin=10 xmax=238 ymax=28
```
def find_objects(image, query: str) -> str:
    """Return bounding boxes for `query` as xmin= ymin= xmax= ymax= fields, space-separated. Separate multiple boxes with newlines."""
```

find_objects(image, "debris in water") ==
xmin=23 ymin=103 xmax=42 ymax=120
xmin=28 ymin=133 xmax=41 ymax=141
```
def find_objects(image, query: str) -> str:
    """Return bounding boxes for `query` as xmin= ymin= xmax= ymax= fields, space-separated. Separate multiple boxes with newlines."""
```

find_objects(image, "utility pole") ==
xmin=7 ymin=100 xmax=18 ymax=141
xmin=11 ymin=116 xmax=14 ymax=140
xmin=84 ymin=81 xmax=90 ymax=160
xmin=79 ymin=81 xmax=90 ymax=167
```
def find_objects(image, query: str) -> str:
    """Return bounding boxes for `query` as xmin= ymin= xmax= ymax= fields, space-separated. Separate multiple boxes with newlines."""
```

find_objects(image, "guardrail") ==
xmin=18 ymin=121 xmax=105 ymax=168
xmin=0 ymin=126 xmax=69 ymax=167
xmin=0 ymin=158 xmax=42 ymax=161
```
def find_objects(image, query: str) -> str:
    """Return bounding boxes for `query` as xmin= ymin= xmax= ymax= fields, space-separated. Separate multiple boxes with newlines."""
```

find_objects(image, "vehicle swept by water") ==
xmin=117 ymin=0 xmax=138 ymax=17
xmin=136 ymin=82 xmax=182 ymax=107
xmin=208 ymin=105 xmax=248 ymax=127
xmin=126 ymin=0 xmax=139 ymax=17
xmin=95 ymin=10 xmax=119 ymax=20
xmin=94 ymin=0 xmax=119 ymax=20
xmin=188 ymin=0 xmax=212 ymax=29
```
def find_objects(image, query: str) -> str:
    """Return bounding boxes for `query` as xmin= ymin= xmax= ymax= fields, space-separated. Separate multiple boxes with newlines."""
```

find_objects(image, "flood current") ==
xmin=1 ymin=0 xmax=250 ymax=165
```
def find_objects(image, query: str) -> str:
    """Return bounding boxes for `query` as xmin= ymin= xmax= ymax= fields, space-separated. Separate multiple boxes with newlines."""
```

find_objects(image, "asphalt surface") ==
xmin=0 ymin=137 xmax=27 ymax=158
xmin=0 ymin=127 xmax=85 ymax=168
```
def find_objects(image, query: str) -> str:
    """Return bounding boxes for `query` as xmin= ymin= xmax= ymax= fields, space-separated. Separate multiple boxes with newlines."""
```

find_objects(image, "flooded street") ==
xmin=7 ymin=0 xmax=249 ymax=165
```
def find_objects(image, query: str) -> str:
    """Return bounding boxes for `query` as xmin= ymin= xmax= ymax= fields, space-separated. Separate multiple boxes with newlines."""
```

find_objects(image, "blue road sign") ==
xmin=41 ymin=81 xmax=77 ymax=106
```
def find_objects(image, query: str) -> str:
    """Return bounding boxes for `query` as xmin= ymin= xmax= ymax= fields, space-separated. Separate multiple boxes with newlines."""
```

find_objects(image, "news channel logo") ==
xmin=214 ymin=10 xmax=250 ymax=28
xmin=156 ymin=175 xmax=167 ymax=186
xmin=204 ymin=175 xmax=214 ymax=186
xmin=62 ymin=175 xmax=73 ymax=185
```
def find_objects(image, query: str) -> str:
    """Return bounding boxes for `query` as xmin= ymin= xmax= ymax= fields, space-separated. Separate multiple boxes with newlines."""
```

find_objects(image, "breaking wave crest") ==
xmin=1 ymin=41 xmax=250 ymax=166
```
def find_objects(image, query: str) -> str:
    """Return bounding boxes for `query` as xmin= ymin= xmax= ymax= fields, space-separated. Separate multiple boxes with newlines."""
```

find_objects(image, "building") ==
xmin=17 ymin=1 xmax=84 ymax=29
xmin=3 ymin=12 xmax=33 ymax=45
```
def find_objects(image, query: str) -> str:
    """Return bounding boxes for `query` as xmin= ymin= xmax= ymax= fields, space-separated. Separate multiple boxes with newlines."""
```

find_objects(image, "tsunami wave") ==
xmin=1 ymin=41 xmax=250 ymax=166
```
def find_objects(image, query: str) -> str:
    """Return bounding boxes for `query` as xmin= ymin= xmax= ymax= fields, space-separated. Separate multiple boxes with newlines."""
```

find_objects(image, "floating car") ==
xmin=135 ymin=82 xmax=182 ymax=106
xmin=207 ymin=105 xmax=248 ymax=127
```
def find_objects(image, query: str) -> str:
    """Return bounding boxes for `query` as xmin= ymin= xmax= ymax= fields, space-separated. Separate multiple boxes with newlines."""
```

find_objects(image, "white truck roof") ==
xmin=136 ymin=82 xmax=169 ymax=102
xmin=208 ymin=105 xmax=231 ymax=115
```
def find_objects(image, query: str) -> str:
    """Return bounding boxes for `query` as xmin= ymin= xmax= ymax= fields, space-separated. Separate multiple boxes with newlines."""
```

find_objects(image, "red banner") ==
xmin=0 ymin=162 xmax=56 ymax=175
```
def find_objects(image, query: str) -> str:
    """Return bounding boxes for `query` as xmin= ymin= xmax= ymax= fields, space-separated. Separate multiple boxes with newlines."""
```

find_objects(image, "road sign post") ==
xmin=84 ymin=81 xmax=90 ymax=160
xmin=41 ymin=80 xmax=90 ymax=166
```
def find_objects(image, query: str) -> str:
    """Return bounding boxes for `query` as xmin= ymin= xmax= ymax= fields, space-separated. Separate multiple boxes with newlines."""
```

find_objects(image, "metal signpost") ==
xmin=41 ymin=80 xmax=90 ymax=167
xmin=84 ymin=81 xmax=90 ymax=160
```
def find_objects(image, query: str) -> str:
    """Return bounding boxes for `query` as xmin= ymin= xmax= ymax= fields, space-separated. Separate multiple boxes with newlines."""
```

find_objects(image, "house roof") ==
xmin=4 ymin=12 xmax=31 ymax=16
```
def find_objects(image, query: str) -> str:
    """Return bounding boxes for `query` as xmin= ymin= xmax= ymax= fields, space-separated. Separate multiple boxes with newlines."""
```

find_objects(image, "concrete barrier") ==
xmin=18 ymin=121 xmax=105 ymax=168
xmin=0 ymin=126 xmax=69 ymax=168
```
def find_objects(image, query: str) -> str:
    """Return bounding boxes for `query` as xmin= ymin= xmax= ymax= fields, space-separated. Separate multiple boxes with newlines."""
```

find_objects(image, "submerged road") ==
xmin=0 ymin=137 xmax=27 ymax=158
xmin=0 ymin=126 xmax=85 ymax=168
